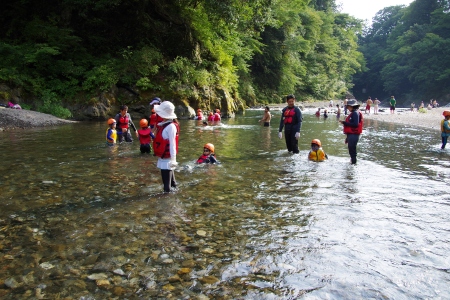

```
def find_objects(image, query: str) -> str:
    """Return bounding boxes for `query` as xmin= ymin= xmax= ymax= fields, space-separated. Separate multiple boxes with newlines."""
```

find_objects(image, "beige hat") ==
xmin=154 ymin=101 xmax=177 ymax=119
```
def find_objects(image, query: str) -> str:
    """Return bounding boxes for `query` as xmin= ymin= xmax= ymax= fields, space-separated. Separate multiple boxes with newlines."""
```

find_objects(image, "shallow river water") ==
xmin=0 ymin=109 xmax=449 ymax=299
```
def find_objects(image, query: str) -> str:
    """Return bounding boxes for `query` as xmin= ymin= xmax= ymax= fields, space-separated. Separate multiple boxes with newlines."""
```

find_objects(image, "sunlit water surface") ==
xmin=0 ymin=110 xmax=449 ymax=299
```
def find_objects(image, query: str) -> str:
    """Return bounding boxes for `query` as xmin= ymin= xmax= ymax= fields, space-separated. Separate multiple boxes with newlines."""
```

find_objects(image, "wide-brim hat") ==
xmin=346 ymin=99 xmax=360 ymax=107
xmin=154 ymin=101 xmax=177 ymax=119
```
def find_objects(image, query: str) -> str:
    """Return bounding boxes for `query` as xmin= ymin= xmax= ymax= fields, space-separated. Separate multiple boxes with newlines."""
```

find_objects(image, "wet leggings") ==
xmin=442 ymin=136 xmax=448 ymax=149
xmin=347 ymin=134 xmax=360 ymax=164
xmin=284 ymin=129 xmax=299 ymax=153
xmin=161 ymin=169 xmax=177 ymax=193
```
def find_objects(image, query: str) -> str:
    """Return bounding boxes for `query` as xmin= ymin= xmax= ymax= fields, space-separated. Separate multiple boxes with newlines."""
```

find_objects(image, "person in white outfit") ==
xmin=153 ymin=101 xmax=179 ymax=193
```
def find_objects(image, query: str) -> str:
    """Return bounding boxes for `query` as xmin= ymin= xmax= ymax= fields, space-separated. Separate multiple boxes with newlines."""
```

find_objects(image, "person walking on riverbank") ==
xmin=389 ymin=96 xmax=396 ymax=114
xmin=278 ymin=94 xmax=303 ymax=154
xmin=153 ymin=101 xmax=179 ymax=193
xmin=373 ymin=98 xmax=380 ymax=114
xmin=259 ymin=106 xmax=272 ymax=127
xmin=365 ymin=97 xmax=373 ymax=114
xmin=339 ymin=99 xmax=363 ymax=164
xmin=336 ymin=104 xmax=341 ymax=119
xmin=441 ymin=111 xmax=450 ymax=149
xmin=115 ymin=105 xmax=137 ymax=143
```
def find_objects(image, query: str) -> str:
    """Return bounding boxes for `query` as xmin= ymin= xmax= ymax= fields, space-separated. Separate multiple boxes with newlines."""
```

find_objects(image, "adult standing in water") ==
xmin=278 ymin=94 xmax=303 ymax=154
xmin=259 ymin=106 xmax=272 ymax=127
xmin=339 ymin=99 xmax=363 ymax=164
xmin=115 ymin=105 xmax=137 ymax=143
xmin=153 ymin=101 xmax=179 ymax=193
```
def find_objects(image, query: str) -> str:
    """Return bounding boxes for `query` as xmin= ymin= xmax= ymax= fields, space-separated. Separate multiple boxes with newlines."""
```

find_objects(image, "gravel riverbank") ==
xmin=0 ymin=107 xmax=77 ymax=130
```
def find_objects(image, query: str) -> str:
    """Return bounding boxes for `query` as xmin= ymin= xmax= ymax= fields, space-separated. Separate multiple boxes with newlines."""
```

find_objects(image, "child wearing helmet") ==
xmin=137 ymin=118 xmax=155 ymax=154
xmin=194 ymin=109 xmax=204 ymax=120
xmin=196 ymin=143 xmax=218 ymax=164
xmin=441 ymin=111 xmax=450 ymax=149
xmin=308 ymin=139 xmax=328 ymax=162
xmin=106 ymin=118 xmax=117 ymax=146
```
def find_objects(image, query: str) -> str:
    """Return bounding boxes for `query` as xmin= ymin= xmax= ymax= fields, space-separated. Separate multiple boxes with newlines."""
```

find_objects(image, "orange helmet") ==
xmin=197 ymin=109 xmax=202 ymax=112
xmin=107 ymin=118 xmax=116 ymax=125
xmin=204 ymin=143 xmax=215 ymax=153
xmin=311 ymin=139 xmax=321 ymax=147
xmin=443 ymin=110 xmax=450 ymax=117
xmin=139 ymin=119 xmax=148 ymax=128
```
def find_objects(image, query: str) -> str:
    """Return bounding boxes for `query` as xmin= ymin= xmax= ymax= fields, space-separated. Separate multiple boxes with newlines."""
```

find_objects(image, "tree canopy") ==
xmin=0 ymin=0 xmax=364 ymax=116
xmin=352 ymin=0 xmax=450 ymax=105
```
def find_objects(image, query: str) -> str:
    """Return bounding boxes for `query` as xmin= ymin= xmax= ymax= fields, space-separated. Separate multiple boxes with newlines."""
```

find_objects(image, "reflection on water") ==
xmin=0 ymin=110 xmax=449 ymax=299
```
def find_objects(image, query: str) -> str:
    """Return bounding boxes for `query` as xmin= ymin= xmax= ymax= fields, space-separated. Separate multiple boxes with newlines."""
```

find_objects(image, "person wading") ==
xmin=278 ymin=94 xmax=303 ymax=153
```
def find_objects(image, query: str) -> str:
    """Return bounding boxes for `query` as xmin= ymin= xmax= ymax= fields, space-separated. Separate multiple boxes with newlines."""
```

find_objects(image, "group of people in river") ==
xmin=106 ymin=98 xmax=219 ymax=193
xmin=278 ymin=94 xmax=362 ymax=164
xmin=105 ymin=94 xmax=450 ymax=192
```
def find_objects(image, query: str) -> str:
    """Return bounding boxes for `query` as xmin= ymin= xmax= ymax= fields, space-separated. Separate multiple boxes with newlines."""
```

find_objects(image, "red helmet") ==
xmin=443 ymin=110 xmax=450 ymax=117
xmin=311 ymin=139 xmax=321 ymax=147
xmin=107 ymin=118 xmax=116 ymax=125
xmin=204 ymin=143 xmax=215 ymax=153
xmin=139 ymin=119 xmax=148 ymax=128
xmin=197 ymin=109 xmax=202 ymax=112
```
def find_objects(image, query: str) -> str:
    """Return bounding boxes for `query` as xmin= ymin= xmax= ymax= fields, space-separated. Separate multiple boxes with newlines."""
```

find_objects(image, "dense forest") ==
xmin=1 ymin=0 xmax=449 ymax=118
xmin=352 ymin=0 xmax=450 ymax=106
xmin=0 ymin=0 xmax=363 ymax=117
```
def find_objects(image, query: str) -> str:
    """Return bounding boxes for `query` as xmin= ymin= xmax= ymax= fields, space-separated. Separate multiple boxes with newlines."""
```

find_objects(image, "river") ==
xmin=0 ymin=109 xmax=449 ymax=299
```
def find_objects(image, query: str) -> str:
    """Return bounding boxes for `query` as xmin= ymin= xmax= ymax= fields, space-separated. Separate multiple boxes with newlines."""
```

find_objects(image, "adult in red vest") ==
xmin=114 ymin=105 xmax=137 ymax=143
xmin=339 ymin=99 xmax=363 ymax=164
xmin=278 ymin=94 xmax=303 ymax=153
xmin=153 ymin=101 xmax=179 ymax=193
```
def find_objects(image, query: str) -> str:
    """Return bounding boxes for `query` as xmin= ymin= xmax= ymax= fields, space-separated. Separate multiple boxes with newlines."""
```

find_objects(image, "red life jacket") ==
xmin=137 ymin=128 xmax=152 ymax=145
xmin=149 ymin=113 xmax=163 ymax=128
xmin=153 ymin=122 xmax=179 ymax=158
xmin=118 ymin=115 xmax=130 ymax=129
xmin=343 ymin=111 xmax=363 ymax=134
xmin=213 ymin=113 xmax=221 ymax=121
xmin=196 ymin=154 xmax=215 ymax=164
xmin=283 ymin=107 xmax=296 ymax=124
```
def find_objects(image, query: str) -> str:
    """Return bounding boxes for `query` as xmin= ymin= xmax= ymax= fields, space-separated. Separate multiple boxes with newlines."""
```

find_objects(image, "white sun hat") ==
xmin=154 ymin=101 xmax=177 ymax=119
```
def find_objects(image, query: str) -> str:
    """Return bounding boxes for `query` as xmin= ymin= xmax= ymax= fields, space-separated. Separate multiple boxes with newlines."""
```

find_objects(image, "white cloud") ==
xmin=338 ymin=0 xmax=414 ymax=23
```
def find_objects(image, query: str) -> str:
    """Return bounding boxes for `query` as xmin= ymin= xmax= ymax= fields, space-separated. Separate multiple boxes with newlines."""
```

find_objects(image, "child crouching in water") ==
xmin=137 ymin=119 xmax=155 ymax=154
xmin=106 ymin=118 xmax=117 ymax=146
xmin=196 ymin=143 xmax=218 ymax=164
xmin=308 ymin=139 xmax=328 ymax=162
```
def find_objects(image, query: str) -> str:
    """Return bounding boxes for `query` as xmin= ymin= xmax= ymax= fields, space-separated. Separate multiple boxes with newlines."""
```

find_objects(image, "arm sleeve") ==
xmin=209 ymin=155 xmax=217 ymax=164
xmin=278 ymin=108 xmax=285 ymax=132
xmin=106 ymin=129 xmax=113 ymax=141
xmin=296 ymin=107 xmax=302 ymax=132
xmin=128 ymin=114 xmax=137 ymax=132
xmin=167 ymin=124 xmax=177 ymax=160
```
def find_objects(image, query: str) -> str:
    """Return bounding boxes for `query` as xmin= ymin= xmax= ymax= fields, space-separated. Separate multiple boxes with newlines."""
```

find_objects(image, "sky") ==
xmin=338 ymin=0 xmax=414 ymax=23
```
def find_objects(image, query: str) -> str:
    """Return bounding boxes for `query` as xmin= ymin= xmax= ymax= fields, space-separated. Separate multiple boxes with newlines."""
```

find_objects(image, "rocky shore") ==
xmin=0 ymin=107 xmax=77 ymax=131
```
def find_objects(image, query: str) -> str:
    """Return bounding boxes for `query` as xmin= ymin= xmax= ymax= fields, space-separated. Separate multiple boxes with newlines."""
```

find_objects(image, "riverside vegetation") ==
xmin=1 ymin=0 xmax=449 ymax=116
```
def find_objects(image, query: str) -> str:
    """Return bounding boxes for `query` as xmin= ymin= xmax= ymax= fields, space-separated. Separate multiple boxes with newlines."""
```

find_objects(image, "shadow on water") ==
xmin=0 ymin=111 xmax=449 ymax=298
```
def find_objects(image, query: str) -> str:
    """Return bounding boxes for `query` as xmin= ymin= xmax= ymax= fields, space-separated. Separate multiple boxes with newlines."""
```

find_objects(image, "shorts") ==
xmin=390 ymin=106 xmax=395 ymax=111
xmin=263 ymin=122 xmax=270 ymax=127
